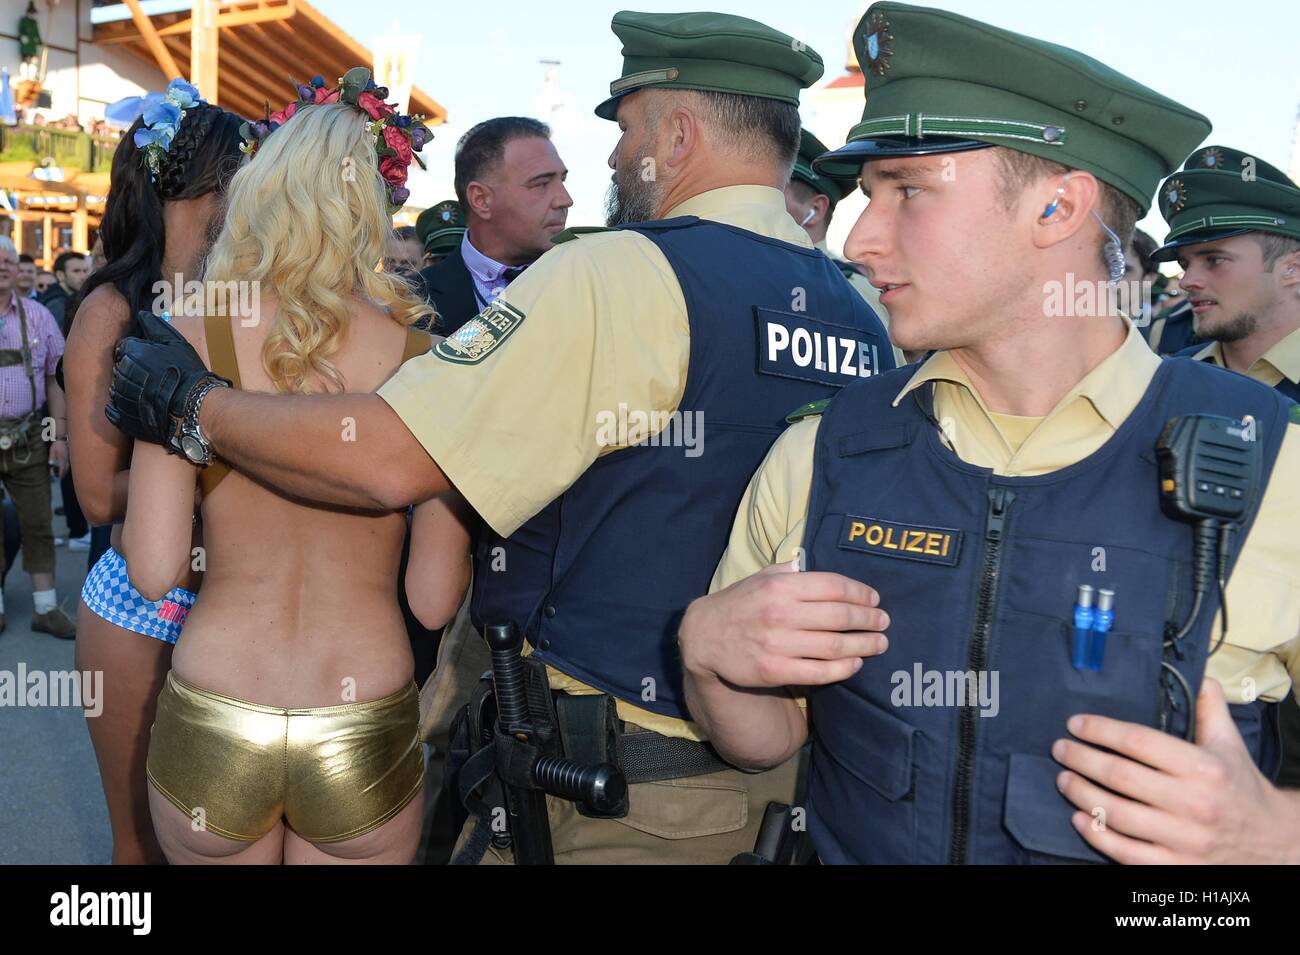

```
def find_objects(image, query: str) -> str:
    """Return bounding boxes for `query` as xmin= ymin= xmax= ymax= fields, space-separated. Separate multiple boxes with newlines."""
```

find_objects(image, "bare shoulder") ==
xmin=66 ymin=285 xmax=132 ymax=356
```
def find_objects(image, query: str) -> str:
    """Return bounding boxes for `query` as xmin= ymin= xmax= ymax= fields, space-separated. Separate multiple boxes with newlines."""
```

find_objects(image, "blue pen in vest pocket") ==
xmin=1088 ymin=589 xmax=1115 ymax=672
xmin=1071 ymin=585 xmax=1115 ymax=671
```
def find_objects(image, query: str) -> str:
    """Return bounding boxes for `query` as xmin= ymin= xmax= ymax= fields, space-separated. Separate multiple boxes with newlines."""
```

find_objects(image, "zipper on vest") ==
xmin=948 ymin=485 xmax=1015 ymax=865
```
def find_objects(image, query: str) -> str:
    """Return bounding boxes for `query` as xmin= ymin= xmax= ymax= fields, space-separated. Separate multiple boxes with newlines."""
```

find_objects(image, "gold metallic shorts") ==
xmin=147 ymin=671 xmax=424 ymax=843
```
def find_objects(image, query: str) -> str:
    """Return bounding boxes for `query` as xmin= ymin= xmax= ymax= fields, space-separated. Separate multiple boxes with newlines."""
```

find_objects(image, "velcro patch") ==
xmin=434 ymin=300 xmax=525 ymax=364
xmin=755 ymin=308 xmax=884 ymax=387
xmin=838 ymin=515 xmax=962 ymax=566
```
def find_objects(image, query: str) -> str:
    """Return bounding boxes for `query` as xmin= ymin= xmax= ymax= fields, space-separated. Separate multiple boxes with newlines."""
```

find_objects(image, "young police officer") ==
xmin=679 ymin=2 xmax=1300 ymax=863
xmin=104 ymin=11 xmax=893 ymax=864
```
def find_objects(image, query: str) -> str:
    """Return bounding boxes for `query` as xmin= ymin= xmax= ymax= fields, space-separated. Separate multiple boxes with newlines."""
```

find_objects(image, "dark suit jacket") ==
xmin=414 ymin=243 xmax=478 ymax=337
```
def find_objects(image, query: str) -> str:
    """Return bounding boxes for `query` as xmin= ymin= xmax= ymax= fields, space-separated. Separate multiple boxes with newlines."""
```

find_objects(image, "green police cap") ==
xmin=812 ymin=2 xmax=1210 ymax=213
xmin=791 ymin=129 xmax=857 ymax=207
xmin=1152 ymin=146 xmax=1300 ymax=262
xmin=417 ymin=200 xmax=467 ymax=256
xmin=594 ymin=10 xmax=823 ymax=121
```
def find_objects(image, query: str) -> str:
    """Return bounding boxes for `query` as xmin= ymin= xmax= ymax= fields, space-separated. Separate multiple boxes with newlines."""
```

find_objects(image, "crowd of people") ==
xmin=13 ymin=3 xmax=1300 ymax=866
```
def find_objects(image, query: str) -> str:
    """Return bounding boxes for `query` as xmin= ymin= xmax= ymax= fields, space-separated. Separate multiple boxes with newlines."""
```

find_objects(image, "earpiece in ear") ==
xmin=1041 ymin=173 xmax=1074 ymax=220
xmin=800 ymin=208 xmax=815 ymax=227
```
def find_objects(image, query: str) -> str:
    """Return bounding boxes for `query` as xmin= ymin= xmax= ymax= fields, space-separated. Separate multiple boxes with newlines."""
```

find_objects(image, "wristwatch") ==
xmin=175 ymin=376 xmax=230 ymax=466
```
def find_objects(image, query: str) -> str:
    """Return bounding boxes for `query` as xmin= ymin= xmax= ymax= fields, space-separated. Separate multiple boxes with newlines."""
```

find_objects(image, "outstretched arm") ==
xmin=197 ymin=388 xmax=448 ymax=511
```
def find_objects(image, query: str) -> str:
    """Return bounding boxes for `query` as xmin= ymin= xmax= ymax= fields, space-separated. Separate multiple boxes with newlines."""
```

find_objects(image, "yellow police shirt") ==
xmin=713 ymin=319 xmax=1300 ymax=706
xmin=379 ymin=184 xmax=817 ymax=741
xmin=1190 ymin=323 xmax=1300 ymax=392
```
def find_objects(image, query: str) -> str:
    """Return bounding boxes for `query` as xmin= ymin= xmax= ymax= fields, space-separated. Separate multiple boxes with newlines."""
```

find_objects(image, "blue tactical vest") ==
xmin=473 ymin=216 xmax=895 ymax=720
xmin=801 ymin=357 xmax=1290 ymax=864
xmin=1175 ymin=344 xmax=1300 ymax=403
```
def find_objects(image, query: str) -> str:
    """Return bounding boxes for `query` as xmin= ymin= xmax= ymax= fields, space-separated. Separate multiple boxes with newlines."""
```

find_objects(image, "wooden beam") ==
xmin=157 ymin=1 xmax=296 ymax=38
xmin=122 ymin=0 xmax=183 ymax=79
xmin=238 ymin=22 xmax=326 ymax=93
xmin=93 ymin=12 xmax=189 ymax=45
xmin=191 ymin=0 xmax=220 ymax=101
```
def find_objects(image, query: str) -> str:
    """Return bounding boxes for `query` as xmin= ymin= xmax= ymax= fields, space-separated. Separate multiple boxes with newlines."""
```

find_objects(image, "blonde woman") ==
xmin=121 ymin=72 xmax=471 ymax=864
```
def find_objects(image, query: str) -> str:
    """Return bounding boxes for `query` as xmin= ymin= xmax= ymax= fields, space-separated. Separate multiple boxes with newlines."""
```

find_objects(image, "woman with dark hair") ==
xmin=66 ymin=81 xmax=244 ymax=864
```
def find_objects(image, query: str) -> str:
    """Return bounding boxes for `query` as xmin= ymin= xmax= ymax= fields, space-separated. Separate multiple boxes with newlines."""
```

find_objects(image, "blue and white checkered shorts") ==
xmin=80 ymin=546 xmax=196 ymax=645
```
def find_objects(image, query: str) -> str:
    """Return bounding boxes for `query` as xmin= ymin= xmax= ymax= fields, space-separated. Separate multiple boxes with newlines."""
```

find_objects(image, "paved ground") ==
xmin=0 ymin=492 xmax=111 ymax=865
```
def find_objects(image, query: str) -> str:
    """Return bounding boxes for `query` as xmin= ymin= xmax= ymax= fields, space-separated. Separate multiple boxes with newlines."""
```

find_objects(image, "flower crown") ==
xmin=134 ymin=79 xmax=205 ymax=181
xmin=238 ymin=67 xmax=432 ymax=210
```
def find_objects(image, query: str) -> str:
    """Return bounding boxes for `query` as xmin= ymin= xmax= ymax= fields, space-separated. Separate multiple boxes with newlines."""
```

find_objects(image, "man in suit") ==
xmin=414 ymin=117 xmax=572 ymax=336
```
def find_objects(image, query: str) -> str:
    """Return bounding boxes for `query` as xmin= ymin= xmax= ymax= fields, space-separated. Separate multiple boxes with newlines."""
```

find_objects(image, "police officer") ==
xmin=416 ymin=200 xmax=467 ymax=269
xmin=104 ymin=11 xmax=894 ymax=864
xmin=679 ymin=2 xmax=1300 ymax=863
xmin=1149 ymin=147 xmax=1300 ymax=790
xmin=1153 ymin=146 xmax=1300 ymax=398
xmin=786 ymin=128 xmax=906 ymax=365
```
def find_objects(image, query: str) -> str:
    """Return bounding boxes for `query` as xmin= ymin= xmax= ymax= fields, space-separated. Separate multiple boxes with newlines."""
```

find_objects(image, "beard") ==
xmin=604 ymin=145 xmax=665 ymax=226
xmin=1201 ymin=310 xmax=1259 ymax=343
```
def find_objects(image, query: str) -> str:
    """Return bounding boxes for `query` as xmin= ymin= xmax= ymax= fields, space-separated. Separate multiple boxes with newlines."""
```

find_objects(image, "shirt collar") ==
xmin=1195 ymin=326 xmax=1300 ymax=384
xmin=664 ymin=185 xmax=813 ymax=248
xmin=892 ymin=319 xmax=1160 ymax=431
xmin=460 ymin=231 xmax=512 ymax=285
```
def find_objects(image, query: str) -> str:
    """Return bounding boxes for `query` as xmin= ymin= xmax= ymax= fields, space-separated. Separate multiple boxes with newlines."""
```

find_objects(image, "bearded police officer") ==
xmin=787 ymin=128 xmax=905 ymax=366
xmin=1151 ymin=147 xmax=1300 ymax=790
xmin=1154 ymin=146 xmax=1300 ymax=399
xmin=104 ymin=10 xmax=894 ymax=865
xmin=679 ymin=2 xmax=1300 ymax=864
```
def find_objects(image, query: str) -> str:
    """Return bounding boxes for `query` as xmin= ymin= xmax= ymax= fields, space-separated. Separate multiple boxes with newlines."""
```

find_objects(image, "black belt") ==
xmin=554 ymin=692 xmax=730 ymax=786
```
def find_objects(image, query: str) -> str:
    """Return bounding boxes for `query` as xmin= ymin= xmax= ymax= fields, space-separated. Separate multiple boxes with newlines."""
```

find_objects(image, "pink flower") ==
xmin=357 ymin=91 xmax=394 ymax=121
xmin=379 ymin=155 xmax=408 ymax=187
xmin=314 ymin=86 xmax=341 ymax=105
xmin=269 ymin=101 xmax=297 ymax=125
xmin=382 ymin=125 xmax=413 ymax=165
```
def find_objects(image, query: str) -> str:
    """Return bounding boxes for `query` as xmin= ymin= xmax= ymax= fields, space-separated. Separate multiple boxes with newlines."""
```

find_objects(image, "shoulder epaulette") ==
xmin=552 ymin=226 xmax=614 ymax=245
xmin=786 ymin=397 xmax=833 ymax=424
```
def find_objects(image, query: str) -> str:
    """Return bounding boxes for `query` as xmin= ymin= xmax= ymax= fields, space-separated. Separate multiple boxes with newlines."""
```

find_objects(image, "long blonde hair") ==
xmin=203 ymin=102 xmax=432 ymax=393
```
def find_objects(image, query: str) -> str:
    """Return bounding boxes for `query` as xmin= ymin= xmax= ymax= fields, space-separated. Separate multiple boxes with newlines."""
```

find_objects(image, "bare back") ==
xmin=162 ymin=297 xmax=422 ymax=706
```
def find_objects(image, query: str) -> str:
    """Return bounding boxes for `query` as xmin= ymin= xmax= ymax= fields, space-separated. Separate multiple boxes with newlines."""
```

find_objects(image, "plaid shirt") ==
xmin=0 ymin=291 xmax=63 ymax=418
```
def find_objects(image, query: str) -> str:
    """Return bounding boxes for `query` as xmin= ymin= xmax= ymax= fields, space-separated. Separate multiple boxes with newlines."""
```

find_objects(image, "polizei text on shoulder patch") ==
xmin=435 ymin=300 xmax=526 ymax=364
xmin=838 ymin=515 xmax=963 ymax=566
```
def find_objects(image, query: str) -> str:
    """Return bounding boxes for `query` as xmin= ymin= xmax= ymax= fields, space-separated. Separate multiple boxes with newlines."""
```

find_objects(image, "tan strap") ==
xmin=203 ymin=312 xmax=243 ymax=389
xmin=198 ymin=313 xmax=240 ymax=499
xmin=1148 ymin=315 xmax=1167 ymax=354
xmin=402 ymin=327 xmax=432 ymax=363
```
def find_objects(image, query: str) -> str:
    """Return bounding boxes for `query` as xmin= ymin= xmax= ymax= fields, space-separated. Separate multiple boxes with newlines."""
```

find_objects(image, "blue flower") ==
xmin=164 ymin=79 xmax=201 ymax=108
xmin=311 ymin=75 xmax=325 ymax=87
xmin=142 ymin=101 xmax=182 ymax=130
xmin=133 ymin=124 xmax=175 ymax=150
